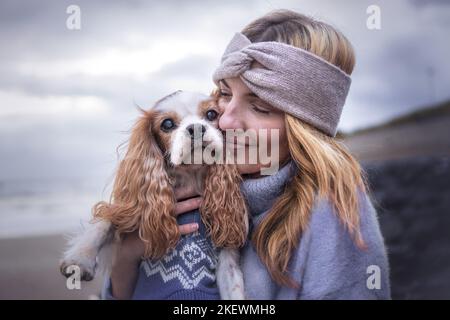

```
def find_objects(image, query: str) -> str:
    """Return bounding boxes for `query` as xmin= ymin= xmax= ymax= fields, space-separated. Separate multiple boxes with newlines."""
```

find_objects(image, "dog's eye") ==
xmin=206 ymin=110 xmax=218 ymax=121
xmin=161 ymin=118 xmax=176 ymax=132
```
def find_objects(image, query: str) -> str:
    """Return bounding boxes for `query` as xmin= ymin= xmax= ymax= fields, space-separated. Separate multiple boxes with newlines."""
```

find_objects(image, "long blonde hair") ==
xmin=243 ymin=9 xmax=368 ymax=287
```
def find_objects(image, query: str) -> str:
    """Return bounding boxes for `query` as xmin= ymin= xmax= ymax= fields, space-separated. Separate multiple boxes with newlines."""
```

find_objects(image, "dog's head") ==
xmin=148 ymin=90 xmax=224 ymax=166
xmin=93 ymin=91 xmax=248 ymax=259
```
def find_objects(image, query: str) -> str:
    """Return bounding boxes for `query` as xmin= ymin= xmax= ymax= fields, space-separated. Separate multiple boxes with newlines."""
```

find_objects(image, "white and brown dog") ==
xmin=60 ymin=90 xmax=248 ymax=299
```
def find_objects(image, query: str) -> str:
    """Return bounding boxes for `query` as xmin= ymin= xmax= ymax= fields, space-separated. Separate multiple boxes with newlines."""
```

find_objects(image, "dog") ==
xmin=59 ymin=90 xmax=248 ymax=299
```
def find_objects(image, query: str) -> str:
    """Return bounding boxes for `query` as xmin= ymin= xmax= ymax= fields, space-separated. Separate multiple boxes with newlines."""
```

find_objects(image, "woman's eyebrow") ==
xmin=220 ymin=79 xmax=259 ymax=98
xmin=219 ymin=79 xmax=230 ymax=88
xmin=249 ymin=95 xmax=276 ymax=110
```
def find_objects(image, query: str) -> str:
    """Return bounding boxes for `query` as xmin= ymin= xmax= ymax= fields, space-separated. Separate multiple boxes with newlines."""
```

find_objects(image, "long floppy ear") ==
xmin=93 ymin=110 xmax=179 ymax=259
xmin=201 ymin=164 xmax=249 ymax=248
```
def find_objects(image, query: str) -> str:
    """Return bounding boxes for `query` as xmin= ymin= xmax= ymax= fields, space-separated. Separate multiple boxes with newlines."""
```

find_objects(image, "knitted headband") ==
xmin=212 ymin=32 xmax=352 ymax=137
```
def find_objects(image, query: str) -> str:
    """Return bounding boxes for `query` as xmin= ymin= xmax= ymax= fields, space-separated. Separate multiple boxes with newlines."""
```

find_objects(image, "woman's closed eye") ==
xmin=251 ymin=103 xmax=270 ymax=114
xmin=219 ymin=90 xmax=270 ymax=114
xmin=219 ymin=90 xmax=231 ymax=97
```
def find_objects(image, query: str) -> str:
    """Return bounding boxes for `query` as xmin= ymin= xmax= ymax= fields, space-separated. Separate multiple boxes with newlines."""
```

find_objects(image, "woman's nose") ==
xmin=218 ymin=98 xmax=244 ymax=130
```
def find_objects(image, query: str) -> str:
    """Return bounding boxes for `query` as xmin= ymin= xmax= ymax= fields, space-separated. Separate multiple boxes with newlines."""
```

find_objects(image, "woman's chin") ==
xmin=236 ymin=163 xmax=262 ymax=176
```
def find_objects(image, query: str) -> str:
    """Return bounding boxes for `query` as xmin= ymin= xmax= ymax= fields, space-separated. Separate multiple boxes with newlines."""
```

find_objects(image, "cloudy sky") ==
xmin=0 ymin=0 xmax=449 ymax=181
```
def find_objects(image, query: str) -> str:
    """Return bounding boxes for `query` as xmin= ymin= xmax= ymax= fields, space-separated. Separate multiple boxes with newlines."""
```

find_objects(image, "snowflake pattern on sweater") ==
xmin=102 ymin=209 xmax=223 ymax=300
xmin=141 ymin=231 xmax=218 ymax=290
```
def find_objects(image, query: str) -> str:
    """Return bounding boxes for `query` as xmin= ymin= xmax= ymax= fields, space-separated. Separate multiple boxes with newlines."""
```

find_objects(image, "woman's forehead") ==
xmin=223 ymin=79 xmax=270 ymax=101
xmin=220 ymin=79 xmax=279 ymax=112
xmin=220 ymin=78 xmax=250 ymax=92
xmin=220 ymin=78 xmax=261 ymax=100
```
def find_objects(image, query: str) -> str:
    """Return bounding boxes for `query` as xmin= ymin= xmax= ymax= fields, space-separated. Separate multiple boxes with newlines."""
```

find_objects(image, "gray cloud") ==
xmin=410 ymin=0 xmax=450 ymax=7
xmin=0 ymin=0 xmax=449 ymax=180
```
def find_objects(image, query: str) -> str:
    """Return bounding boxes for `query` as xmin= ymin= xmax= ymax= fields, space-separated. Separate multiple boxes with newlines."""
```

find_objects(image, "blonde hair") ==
xmin=243 ymin=9 xmax=368 ymax=287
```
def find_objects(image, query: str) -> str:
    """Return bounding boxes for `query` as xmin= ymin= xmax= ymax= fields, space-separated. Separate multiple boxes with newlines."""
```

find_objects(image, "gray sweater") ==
xmin=240 ymin=161 xmax=391 ymax=299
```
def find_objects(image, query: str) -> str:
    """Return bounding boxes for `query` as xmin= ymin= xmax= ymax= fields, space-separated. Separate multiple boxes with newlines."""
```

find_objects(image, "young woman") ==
xmin=104 ymin=9 xmax=390 ymax=300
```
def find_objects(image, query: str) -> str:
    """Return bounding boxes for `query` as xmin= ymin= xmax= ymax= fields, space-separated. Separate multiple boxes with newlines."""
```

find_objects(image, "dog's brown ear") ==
xmin=201 ymin=164 xmax=249 ymax=248
xmin=93 ymin=110 xmax=179 ymax=259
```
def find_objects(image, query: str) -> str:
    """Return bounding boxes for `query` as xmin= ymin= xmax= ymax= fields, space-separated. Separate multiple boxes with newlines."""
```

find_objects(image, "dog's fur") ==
xmin=59 ymin=91 xmax=248 ymax=299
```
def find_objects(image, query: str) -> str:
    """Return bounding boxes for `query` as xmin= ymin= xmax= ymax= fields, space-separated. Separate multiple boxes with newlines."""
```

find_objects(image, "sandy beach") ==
xmin=0 ymin=234 xmax=102 ymax=299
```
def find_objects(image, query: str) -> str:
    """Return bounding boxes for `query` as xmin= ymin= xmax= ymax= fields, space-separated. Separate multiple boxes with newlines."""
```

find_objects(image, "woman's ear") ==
xmin=93 ymin=110 xmax=179 ymax=259
xmin=201 ymin=164 xmax=249 ymax=248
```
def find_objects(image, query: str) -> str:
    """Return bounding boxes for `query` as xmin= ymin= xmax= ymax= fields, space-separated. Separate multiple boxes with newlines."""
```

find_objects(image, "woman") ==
xmin=105 ymin=9 xmax=390 ymax=300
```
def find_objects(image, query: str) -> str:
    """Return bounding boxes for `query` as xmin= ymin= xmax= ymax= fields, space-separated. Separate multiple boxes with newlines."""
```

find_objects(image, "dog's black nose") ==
xmin=186 ymin=124 xmax=206 ymax=139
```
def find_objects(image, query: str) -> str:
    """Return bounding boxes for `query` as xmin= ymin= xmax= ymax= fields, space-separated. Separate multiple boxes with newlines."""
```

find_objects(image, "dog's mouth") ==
xmin=190 ymin=142 xmax=217 ymax=158
xmin=190 ymin=138 xmax=215 ymax=150
xmin=169 ymin=138 xmax=223 ymax=167
xmin=181 ymin=139 xmax=221 ymax=164
xmin=190 ymin=143 xmax=207 ymax=151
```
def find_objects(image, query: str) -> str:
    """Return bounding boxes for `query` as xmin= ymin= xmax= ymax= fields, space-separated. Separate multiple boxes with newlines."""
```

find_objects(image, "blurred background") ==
xmin=0 ymin=0 xmax=449 ymax=299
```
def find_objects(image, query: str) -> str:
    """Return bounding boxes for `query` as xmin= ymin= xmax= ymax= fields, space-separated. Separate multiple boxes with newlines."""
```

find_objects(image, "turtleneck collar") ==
xmin=240 ymin=160 xmax=297 ymax=219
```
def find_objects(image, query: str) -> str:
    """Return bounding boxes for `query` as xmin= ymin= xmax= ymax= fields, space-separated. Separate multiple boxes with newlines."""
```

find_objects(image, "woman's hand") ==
xmin=173 ymin=185 xmax=202 ymax=235
xmin=109 ymin=185 xmax=202 ymax=299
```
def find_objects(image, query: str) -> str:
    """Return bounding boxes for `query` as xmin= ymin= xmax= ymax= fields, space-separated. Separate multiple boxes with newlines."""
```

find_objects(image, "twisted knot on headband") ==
xmin=212 ymin=32 xmax=352 ymax=137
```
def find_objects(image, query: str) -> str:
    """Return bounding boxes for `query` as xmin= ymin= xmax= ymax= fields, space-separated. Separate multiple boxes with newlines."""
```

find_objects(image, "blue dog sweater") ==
xmin=102 ymin=209 xmax=220 ymax=300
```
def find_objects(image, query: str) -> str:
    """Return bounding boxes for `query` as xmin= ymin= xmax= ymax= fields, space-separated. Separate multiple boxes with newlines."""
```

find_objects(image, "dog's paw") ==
xmin=59 ymin=259 xmax=96 ymax=281
xmin=228 ymin=284 xmax=246 ymax=300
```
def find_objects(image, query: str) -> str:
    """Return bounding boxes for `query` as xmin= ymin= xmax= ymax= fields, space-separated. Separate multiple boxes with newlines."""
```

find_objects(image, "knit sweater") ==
xmin=103 ymin=160 xmax=391 ymax=299
xmin=102 ymin=209 xmax=221 ymax=300
xmin=240 ymin=161 xmax=391 ymax=299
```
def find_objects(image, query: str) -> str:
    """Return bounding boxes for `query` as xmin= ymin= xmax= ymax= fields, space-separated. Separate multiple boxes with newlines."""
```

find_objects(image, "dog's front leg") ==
xmin=216 ymin=248 xmax=246 ymax=300
xmin=59 ymin=219 xmax=113 ymax=281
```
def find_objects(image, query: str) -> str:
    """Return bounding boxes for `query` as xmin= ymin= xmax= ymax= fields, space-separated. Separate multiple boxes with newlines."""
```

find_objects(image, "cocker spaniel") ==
xmin=59 ymin=90 xmax=248 ymax=299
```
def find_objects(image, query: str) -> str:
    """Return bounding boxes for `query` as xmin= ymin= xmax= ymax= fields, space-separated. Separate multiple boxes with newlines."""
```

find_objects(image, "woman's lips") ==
xmin=226 ymin=141 xmax=248 ymax=147
xmin=225 ymin=142 xmax=254 ymax=152
xmin=224 ymin=137 xmax=254 ymax=147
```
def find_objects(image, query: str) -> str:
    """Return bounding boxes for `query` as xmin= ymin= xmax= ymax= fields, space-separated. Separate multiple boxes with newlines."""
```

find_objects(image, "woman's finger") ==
xmin=174 ymin=184 xmax=199 ymax=201
xmin=179 ymin=223 xmax=199 ymax=235
xmin=174 ymin=196 xmax=202 ymax=216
